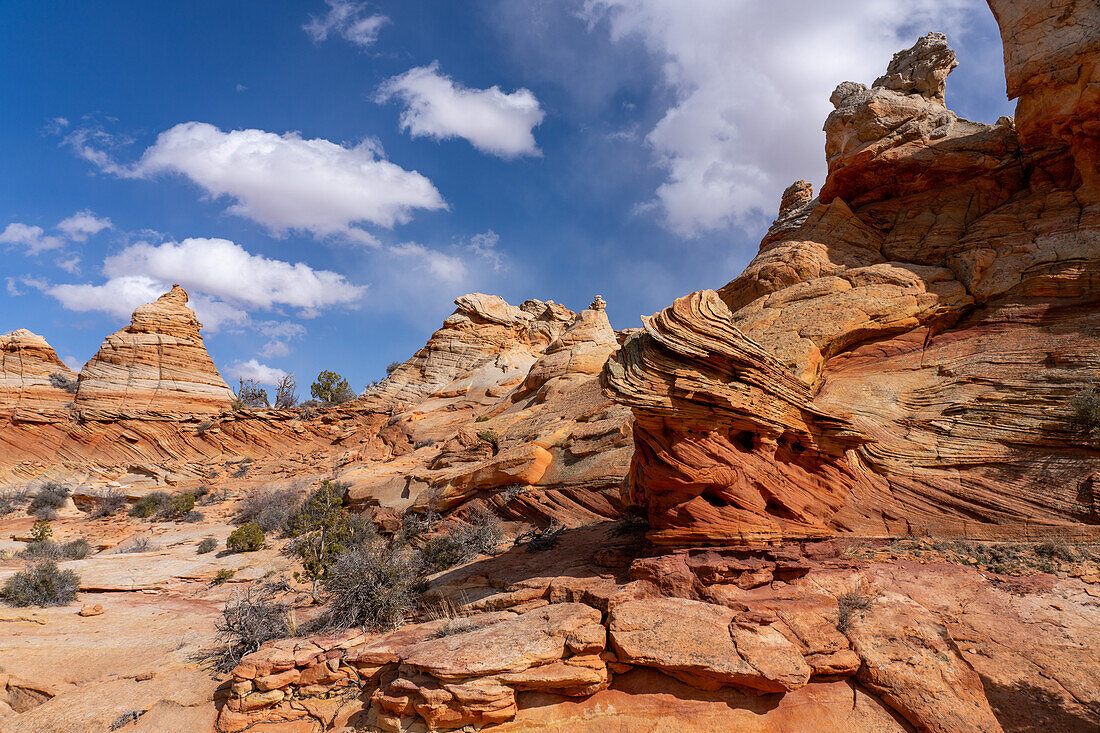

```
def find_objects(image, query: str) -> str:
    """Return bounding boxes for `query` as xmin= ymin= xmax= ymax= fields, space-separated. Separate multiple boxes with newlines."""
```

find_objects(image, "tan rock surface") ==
xmin=74 ymin=285 xmax=235 ymax=416
xmin=604 ymin=7 xmax=1100 ymax=544
xmin=0 ymin=329 xmax=76 ymax=415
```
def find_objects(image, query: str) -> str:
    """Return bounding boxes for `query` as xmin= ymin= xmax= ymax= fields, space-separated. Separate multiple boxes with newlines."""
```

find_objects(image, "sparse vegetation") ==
xmin=227 ymin=522 xmax=265 ymax=553
xmin=48 ymin=371 xmax=78 ymax=393
xmin=234 ymin=488 xmax=300 ymax=534
xmin=514 ymin=523 xmax=565 ymax=553
xmin=233 ymin=377 xmax=269 ymax=408
xmin=317 ymin=542 xmax=422 ymax=631
xmin=2 ymin=561 xmax=80 ymax=607
xmin=182 ymin=510 xmax=205 ymax=523
xmin=274 ymin=373 xmax=299 ymax=409
xmin=474 ymin=416 xmax=490 ymax=423
xmin=413 ymin=438 xmax=436 ymax=450
xmin=0 ymin=487 xmax=30 ymax=517
xmin=213 ymin=568 xmax=236 ymax=585
xmin=198 ymin=585 xmax=290 ymax=672
xmin=1035 ymin=537 xmax=1078 ymax=563
xmin=398 ymin=510 xmax=438 ymax=544
xmin=477 ymin=429 xmax=500 ymax=454
xmin=836 ymin=589 xmax=873 ymax=632
xmin=420 ymin=509 xmax=502 ymax=571
xmin=286 ymin=481 xmax=353 ymax=597
xmin=197 ymin=537 xmax=218 ymax=554
xmin=310 ymin=370 xmax=356 ymax=406
xmin=110 ymin=711 xmax=143 ymax=730
xmin=29 ymin=482 xmax=70 ymax=519
xmin=385 ymin=361 xmax=402 ymax=375
xmin=129 ymin=491 xmax=171 ymax=519
xmin=30 ymin=519 xmax=53 ymax=542
xmin=90 ymin=489 xmax=127 ymax=518
xmin=118 ymin=536 xmax=152 ymax=554
xmin=22 ymin=537 xmax=92 ymax=561
xmin=1069 ymin=388 xmax=1100 ymax=438
xmin=231 ymin=460 xmax=252 ymax=479
xmin=844 ymin=536 xmax=1097 ymax=577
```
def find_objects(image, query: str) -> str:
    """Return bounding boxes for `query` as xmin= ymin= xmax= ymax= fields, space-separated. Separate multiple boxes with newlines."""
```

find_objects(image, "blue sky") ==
xmin=0 ymin=0 xmax=1013 ymax=392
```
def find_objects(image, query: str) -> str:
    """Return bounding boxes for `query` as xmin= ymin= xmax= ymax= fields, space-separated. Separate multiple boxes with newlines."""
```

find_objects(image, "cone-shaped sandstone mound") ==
xmin=0 ymin=329 xmax=78 ymax=414
xmin=74 ymin=285 xmax=235 ymax=416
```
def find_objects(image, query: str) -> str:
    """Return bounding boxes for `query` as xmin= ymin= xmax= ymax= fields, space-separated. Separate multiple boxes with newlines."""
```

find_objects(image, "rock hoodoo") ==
xmin=73 ymin=285 xmax=235 ymax=416
xmin=604 ymin=5 xmax=1100 ymax=544
xmin=0 ymin=329 xmax=77 ymax=415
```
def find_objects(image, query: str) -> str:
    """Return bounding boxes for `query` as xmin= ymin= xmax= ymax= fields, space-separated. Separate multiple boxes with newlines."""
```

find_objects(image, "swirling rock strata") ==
xmin=73 ymin=285 xmax=235 ymax=416
xmin=605 ymin=4 xmax=1100 ymax=545
xmin=0 ymin=329 xmax=76 ymax=415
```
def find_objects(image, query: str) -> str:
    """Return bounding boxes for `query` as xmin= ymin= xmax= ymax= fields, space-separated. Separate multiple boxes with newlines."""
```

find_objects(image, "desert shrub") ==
xmin=1070 ymin=389 xmax=1100 ymax=437
xmin=197 ymin=537 xmax=218 ymax=554
xmin=227 ymin=523 xmax=265 ymax=553
xmin=0 ymin=487 xmax=30 ymax=517
xmin=397 ymin=510 xmax=438 ymax=544
xmin=25 ymin=537 xmax=93 ymax=560
xmin=514 ymin=524 xmax=565 ymax=553
xmin=474 ymin=416 xmax=490 ymax=423
xmin=110 ymin=711 xmax=143 ymax=730
xmin=129 ymin=491 xmax=170 ymax=519
xmin=318 ymin=543 xmax=421 ymax=631
xmin=286 ymin=481 xmax=353 ymax=596
xmin=30 ymin=520 xmax=53 ymax=542
xmin=413 ymin=439 xmax=436 ymax=450
xmin=198 ymin=486 xmax=230 ymax=505
xmin=476 ymin=429 xmax=500 ymax=454
xmin=156 ymin=492 xmax=197 ymax=521
xmin=49 ymin=371 xmax=79 ymax=393
xmin=118 ymin=536 xmax=152 ymax=554
xmin=1035 ymin=537 xmax=1078 ymax=562
xmin=274 ymin=374 xmax=298 ymax=409
xmin=231 ymin=461 xmax=252 ymax=479
xmin=213 ymin=568 xmax=236 ymax=585
xmin=2 ymin=561 xmax=80 ymax=607
xmin=234 ymin=488 xmax=300 ymax=534
xmin=182 ymin=510 xmax=205 ymax=523
xmin=29 ymin=482 xmax=70 ymax=518
xmin=836 ymin=590 xmax=873 ymax=632
xmin=90 ymin=489 xmax=127 ymax=518
xmin=199 ymin=585 xmax=289 ymax=672
xmin=385 ymin=361 xmax=402 ymax=375
xmin=310 ymin=370 xmax=356 ymax=406
xmin=233 ymin=378 xmax=269 ymax=408
xmin=420 ymin=510 xmax=502 ymax=572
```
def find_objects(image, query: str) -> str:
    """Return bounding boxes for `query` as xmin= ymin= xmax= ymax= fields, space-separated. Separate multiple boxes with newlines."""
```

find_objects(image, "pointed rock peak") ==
xmin=778 ymin=181 xmax=814 ymax=217
xmin=157 ymin=284 xmax=189 ymax=305
xmin=873 ymin=32 xmax=957 ymax=103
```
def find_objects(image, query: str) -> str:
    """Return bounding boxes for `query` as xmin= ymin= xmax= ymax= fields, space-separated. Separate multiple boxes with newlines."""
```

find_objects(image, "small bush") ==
xmin=233 ymin=378 xmax=269 ymax=408
xmin=227 ymin=523 xmax=265 ymax=553
xmin=30 ymin=520 xmax=53 ymax=542
xmin=110 ymin=711 xmax=143 ymax=730
xmin=420 ymin=509 xmax=503 ymax=571
xmin=29 ymin=482 xmax=70 ymax=517
xmin=118 ymin=536 xmax=152 ymax=554
xmin=90 ymin=489 xmax=127 ymax=518
xmin=285 ymin=481 xmax=353 ymax=596
xmin=213 ymin=568 xmax=236 ymax=585
xmin=49 ymin=372 xmax=78 ymax=393
xmin=2 ymin=561 xmax=80 ymax=607
xmin=1069 ymin=389 xmax=1100 ymax=437
xmin=385 ymin=361 xmax=402 ymax=375
xmin=474 ymin=416 xmax=489 ymax=423
xmin=836 ymin=590 xmax=873 ymax=632
xmin=197 ymin=537 xmax=218 ymax=554
xmin=413 ymin=439 xmax=436 ymax=450
xmin=198 ymin=585 xmax=289 ymax=672
xmin=182 ymin=510 xmax=205 ymax=523
xmin=61 ymin=538 xmax=92 ymax=560
xmin=514 ymin=524 xmax=565 ymax=553
xmin=157 ymin=492 xmax=197 ymax=521
xmin=1035 ymin=537 xmax=1078 ymax=562
xmin=199 ymin=486 xmax=230 ymax=505
xmin=476 ymin=429 xmax=500 ymax=454
xmin=398 ymin=510 xmax=437 ymax=544
xmin=310 ymin=370 xmax=356 ymax=406
xmin=234 ymin=488 xmax=300 ymax=534
xmin=129 ymin=491 xmax=170 ymax=519
xmin=318 ymin=543 xmax=421 ymax=631
xmin=0 ymin=487 xmax=30 ymax=517
xmin=231 ymin=461 xmax=252 ymax=479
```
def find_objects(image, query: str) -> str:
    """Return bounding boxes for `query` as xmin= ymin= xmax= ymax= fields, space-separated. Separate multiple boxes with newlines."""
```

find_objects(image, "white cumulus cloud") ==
xmin=72 ymin=122 xmax=446 ymax=242
xmin=304 ymin=0 xmax=388 ymax=48
xmin=227 ymin=359 xmax=288 ymax=385
xmin=0 ymin=223 xmax=65 ymax=254
xmin=377 ymin=63 xmax=545 ymax=159
xmin=581 ymin=0 xmax=982 ymax=235
xmin=57 ymin=210 xmax=112 ymax=241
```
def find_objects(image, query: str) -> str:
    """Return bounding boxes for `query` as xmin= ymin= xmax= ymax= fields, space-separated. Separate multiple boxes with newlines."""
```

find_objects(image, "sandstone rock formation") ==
xmin=0 ymin=329 xmax=76 ymax=415
xmin=605 ymin=6 xmax=1100 ymax=544
xmin=74 ymin=285 xmax=235 ymax=417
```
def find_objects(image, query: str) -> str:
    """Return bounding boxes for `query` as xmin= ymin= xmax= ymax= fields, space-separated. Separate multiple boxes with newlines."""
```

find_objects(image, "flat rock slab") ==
xmin=608 ymin=596 xmax=809 ymax=693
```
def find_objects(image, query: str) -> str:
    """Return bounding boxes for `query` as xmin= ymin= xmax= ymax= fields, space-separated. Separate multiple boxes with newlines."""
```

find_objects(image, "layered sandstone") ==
xmin=73 ymin=285 xmax=235 ymax=416
xmin=0 ymin=329 xmax=76 ymax=415
xmin=604 ymin=5 xmax=1100 ymax=544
